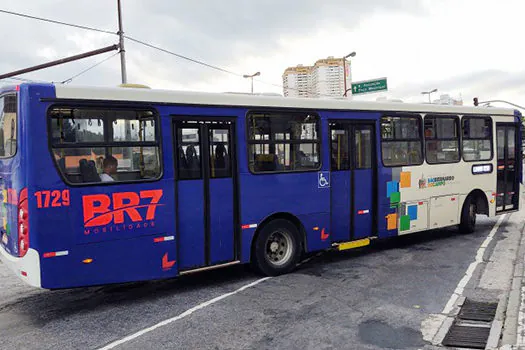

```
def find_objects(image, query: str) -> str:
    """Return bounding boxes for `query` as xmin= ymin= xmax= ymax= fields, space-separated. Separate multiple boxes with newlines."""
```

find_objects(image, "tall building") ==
xmin=282 ymin=65 xmax=312 ymax=98
xmin=282 ymin=56 xmax=352 ymax=98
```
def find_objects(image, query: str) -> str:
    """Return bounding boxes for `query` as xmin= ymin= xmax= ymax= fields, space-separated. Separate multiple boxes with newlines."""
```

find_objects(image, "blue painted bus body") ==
xmin=7 ymin=83 xmax=402 ymax=289
xmin=0 ymin=85 xmax=26 ymax=259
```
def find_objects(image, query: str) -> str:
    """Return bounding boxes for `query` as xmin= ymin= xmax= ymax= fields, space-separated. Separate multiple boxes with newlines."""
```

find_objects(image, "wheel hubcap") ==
xmin=265 ymin=231 xmax=293 ymax=266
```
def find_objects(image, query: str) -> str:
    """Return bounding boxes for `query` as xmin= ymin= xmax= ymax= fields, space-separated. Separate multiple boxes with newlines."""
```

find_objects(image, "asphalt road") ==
xmin=0 ymin=216 xmax=499 ymax=350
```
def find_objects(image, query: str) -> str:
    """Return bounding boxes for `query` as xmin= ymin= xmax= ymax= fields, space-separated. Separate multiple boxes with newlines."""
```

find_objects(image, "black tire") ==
xmin=252 ymin=219 xmax=302 ymax=276
xmin=459 ymin=196 xmax=477 ymax=233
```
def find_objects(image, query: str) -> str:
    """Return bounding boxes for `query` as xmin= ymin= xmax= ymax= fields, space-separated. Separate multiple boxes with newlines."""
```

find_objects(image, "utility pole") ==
xmin=117 ymin=0 xmax=127 ymax=84
xmin=0 ymin=45 xmax=119 ymax=80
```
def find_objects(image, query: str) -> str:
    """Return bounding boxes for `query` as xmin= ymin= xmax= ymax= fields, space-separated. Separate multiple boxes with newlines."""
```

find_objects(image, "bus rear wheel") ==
xmin=252 ymin=219 xmax=302 ymax=276
xmin=459 ymin=196 xmax=477 ymax=233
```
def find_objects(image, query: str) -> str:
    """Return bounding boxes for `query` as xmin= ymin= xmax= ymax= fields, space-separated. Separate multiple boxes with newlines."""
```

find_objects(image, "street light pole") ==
xmin=342 ymin=52 xmax=356 ymax=97
xmin=421 ymin=88 xmax=438 ymax=103
xmin=117 ymin=0 xmax=127 ymax=84
xmin=243 ymin=71 xmax=260 ymax=94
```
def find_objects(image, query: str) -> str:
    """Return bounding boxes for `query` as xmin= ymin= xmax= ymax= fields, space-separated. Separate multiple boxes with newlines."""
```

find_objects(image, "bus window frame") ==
xmin=461 ymin=115 xmax=494 ymax=163
xmin=47 ymin=104 xmax=164 ymax=186
xmin=380 ymin=113 xmax=424 ymax=168
xmin=424 ymin=114 xmax=461 ymax=165
xmin=0 ymin=93 xmax=18 ymax=159
xmin=329 ymin=122 xmax=351 ymax=172
xmin=245 ymin=109 xmax=322 ymax=175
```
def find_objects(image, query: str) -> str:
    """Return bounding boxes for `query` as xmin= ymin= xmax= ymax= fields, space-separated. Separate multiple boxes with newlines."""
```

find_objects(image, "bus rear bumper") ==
xmin=0 ymin=246 xmax=41 ymax=288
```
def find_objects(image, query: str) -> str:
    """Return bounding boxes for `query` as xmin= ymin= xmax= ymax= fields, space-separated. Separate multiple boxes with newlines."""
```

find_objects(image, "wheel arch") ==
xmin=250 ymin=212 xmax=307 ymax=262
xmin=465 ymin=188 xmax=489 ymax=216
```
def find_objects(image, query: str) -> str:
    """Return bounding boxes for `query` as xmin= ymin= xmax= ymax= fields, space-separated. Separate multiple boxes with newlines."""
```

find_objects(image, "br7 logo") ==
xmin=82 ymin=190 xmax=163 ymax=227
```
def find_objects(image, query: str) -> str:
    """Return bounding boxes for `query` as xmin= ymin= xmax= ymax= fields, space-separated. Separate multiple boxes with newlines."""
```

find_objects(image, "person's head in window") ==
xmin=96 ymin=156 xmax=104 ymax=172
xmin=100 ymin=156 xmax=117 ymax=182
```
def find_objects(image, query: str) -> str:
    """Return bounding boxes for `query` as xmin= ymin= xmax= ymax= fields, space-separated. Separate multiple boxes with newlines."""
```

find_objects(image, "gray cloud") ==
xmin=131 ymin=0 xmax=426 ymax=61
xmin=0 ymin=0 xmax=426 ymax=86
xmin=3 ymin=0 xmax=523 ymax=111
xmin=376 ymin=69 xmax=525 ymax=108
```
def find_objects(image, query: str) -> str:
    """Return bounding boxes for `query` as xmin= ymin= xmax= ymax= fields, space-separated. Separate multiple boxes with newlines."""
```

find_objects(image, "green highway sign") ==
xmin=351 ymin=78 xmax=388 ymax=95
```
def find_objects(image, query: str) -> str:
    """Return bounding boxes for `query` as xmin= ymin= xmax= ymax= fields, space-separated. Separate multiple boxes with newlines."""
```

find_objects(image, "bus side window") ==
xmin=462 ymin=116 xmax=492 ymax=162
xmin=425 ymin=115 xmax=460 ymax=164
xmin=381 ymin=115 xmax=423 ymax=167
xmin=49 ymin=108 xmax=161 ymax=184
xmin=247 ymin=112 xmax=320 ymax=173
xmin=177 ymin=127 xmax=202 ymax=180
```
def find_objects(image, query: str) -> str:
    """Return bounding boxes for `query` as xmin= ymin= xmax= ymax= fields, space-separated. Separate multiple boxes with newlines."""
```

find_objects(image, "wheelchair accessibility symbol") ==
xmin=318 ymin=171 xmax=330 ymax=188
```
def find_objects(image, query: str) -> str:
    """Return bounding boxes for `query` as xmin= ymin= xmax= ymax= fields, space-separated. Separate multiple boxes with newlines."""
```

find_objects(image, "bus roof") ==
xmin=49 ymin=84 xmax=515 ymax=116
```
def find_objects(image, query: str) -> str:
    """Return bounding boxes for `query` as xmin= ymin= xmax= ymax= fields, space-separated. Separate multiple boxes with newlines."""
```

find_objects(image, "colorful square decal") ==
xmin=390 ymin=191 xmax=400 ymax=204
xmin=386 ymin=213 xmax=397 ymax=230
xmin=400 ymin=215 xmax=410 ymax=231
xmin=400 ymin=172 xmax=411 ymax=188
xmin=407 ymin=205 xmax=418 ymax=220
xmin=387 ymin=181 xmax=399 ymax=198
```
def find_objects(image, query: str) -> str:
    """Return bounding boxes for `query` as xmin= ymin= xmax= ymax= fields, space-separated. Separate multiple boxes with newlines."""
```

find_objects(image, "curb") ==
xmin=496 ymin=211 xmax=525 ymax=348
xmin=431 ymin=296 xmax=466 ymax=345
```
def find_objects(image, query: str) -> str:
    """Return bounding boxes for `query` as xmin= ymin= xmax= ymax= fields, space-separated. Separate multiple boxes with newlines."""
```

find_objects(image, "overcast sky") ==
xmin=1 ymin=0 xmax=524 ymax=108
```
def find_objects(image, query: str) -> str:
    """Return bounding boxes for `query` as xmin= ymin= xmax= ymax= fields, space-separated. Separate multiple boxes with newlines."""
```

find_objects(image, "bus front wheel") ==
xmin=459 ymin=196 xmax=477 ymax=233
xmin=252 ymin=219 xmax=302 ymax=276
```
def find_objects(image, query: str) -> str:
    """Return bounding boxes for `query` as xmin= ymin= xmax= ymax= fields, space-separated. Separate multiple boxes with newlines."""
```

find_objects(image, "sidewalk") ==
xmin=424 ymin=208 xmax=525 ymax=350
xmin=498 ymin=208 xmax=525 ymax=349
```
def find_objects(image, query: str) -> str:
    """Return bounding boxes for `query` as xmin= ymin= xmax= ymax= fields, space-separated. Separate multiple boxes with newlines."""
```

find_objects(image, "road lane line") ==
xmin=97 ymin=277 xmax=271 ymax=350
xmin=442 ymin=214 xmax=506 ymax=315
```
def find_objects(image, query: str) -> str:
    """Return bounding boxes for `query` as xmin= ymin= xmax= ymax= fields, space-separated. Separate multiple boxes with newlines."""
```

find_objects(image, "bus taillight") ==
xmin=18 ymin=188 xmax=29 ymax=257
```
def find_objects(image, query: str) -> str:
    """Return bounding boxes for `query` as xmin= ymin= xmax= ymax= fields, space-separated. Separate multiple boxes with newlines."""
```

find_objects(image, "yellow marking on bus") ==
xmin=337 ymin=238 xmax=370 ymax=251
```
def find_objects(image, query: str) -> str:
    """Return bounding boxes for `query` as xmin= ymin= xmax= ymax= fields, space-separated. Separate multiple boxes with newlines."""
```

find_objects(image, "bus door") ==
xmin=496 ymin=123 xmax=519 ymax=212
xmin=174 ymin=119 xmax=238 ymax=271
xmin=329 ymin=121 xmax=376 ymax=242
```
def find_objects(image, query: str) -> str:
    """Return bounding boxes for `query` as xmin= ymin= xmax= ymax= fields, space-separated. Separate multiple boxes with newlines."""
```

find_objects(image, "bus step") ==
xmin=333 ymin=238 xmax=371 ymax=251
xmin=179 ymin=260 xmax=241 ymax=276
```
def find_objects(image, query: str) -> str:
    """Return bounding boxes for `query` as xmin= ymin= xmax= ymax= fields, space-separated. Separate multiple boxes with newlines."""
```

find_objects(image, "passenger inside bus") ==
xmin=79 ymin=159 xmax=100 ymax=183
xmin=100 ymin=156 xmax=118 ymax=182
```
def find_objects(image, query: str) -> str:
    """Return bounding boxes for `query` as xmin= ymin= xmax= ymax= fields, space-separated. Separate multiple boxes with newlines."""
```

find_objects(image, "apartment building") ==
xmin=282 ymin=56 xmax=352 ymax=98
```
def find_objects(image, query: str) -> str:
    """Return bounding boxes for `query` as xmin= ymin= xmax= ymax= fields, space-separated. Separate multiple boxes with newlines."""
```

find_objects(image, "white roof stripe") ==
xmin=54 ymin=85 xmax=515 ymax=116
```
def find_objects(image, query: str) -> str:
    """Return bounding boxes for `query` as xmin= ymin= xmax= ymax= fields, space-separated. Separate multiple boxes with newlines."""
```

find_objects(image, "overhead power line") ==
xmin=0 ymin=9 xmax=116 ymax=35
xmin=61 ymin=51 xmax=120 ymax=84
xmin=0 ymin=8 xmax=334 ymax=97
xmin=124 ymin=35 xmax=334 ymax=97
xmin=124 ymin=35 xmax=244 ymax=78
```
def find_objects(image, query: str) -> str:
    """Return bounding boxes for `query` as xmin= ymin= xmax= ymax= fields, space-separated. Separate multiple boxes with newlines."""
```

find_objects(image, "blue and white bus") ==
xmin=0 ymin=83 xmax=521 ymax=289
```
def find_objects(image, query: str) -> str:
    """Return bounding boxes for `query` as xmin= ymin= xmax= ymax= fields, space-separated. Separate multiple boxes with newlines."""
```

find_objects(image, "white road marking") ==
xmin=97 ymin=277 xmax=271 ymax=350
xmin=422 ymin=215 xmax=506 ymax=344
xmin=442 ymin=214 xmax=505 ymax=314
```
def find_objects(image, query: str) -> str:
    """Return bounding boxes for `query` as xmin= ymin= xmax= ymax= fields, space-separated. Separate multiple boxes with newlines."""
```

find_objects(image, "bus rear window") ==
xmin=0 ymin=94 xmax=17 ymax=158
xmin=49 ymin=107 xmax=161 ymax=184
